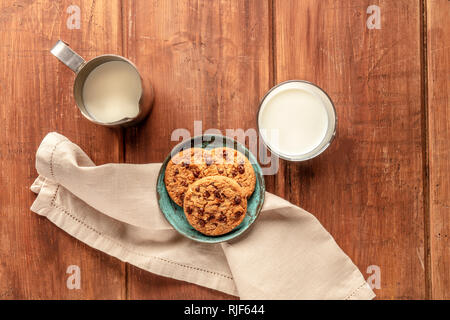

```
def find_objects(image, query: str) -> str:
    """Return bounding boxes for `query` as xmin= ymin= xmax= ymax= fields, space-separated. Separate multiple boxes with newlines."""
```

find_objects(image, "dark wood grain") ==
xmin=122 ymin=0 xmax=271 ymax=299
xmin=273 ymin=0 xmax=425 ymax=299
xmin=0 ymin=0 xmax=125 ymax=299
xmin=427 ymin=0 xmax=450 ymax=300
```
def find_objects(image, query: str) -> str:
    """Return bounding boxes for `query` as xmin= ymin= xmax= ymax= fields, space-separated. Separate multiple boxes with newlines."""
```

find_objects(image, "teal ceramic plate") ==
xmin=157 ymin=135 xmax=265 ymax=243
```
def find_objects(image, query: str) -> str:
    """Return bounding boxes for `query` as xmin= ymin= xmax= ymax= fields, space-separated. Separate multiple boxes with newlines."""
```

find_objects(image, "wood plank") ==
xmin=273 ymin=0 xmax=425 ymax=299
xmin=427 ymin=0 xmax=450 ymax=300
xmin=123 ymin=0 xmax=271 ymax=299
xmin=0 ymin=0 xmax=125 ymax=299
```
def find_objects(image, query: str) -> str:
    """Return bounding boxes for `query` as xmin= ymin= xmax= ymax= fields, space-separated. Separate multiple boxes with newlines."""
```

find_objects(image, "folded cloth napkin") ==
xmin=30 ymin=132 xmax=375 ymax=300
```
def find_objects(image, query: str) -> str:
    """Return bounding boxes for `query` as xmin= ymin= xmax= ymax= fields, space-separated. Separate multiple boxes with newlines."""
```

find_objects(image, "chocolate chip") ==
xmin=198 ymin=219 xmax=205 ymax=227
xmin=234 ymin=196 xmax=241 ymax=205
xmin=218 ymin=214 xmax=227 ymax=223
xmin=231 ymin=170 xmax=238 ymax=177
xmin=203 ymin=190 xmax=210 ymax=198
xmin=186 ymin=207 xmax=193 ymax=214
xmin=234 ymin=211 xmax=242 ymax=219
xmin=181 ymin=181 xmax=188 ymax=187
xmin=181 ymin=161 xmax=189 ymax=168
xmin=222 ymin=150 xmax=227 ymax=158
xmin=179 ymin=193 xmax=185 ymax=201
xmin=193 ymin=171 xmax=199 ymax=178
xmin=207 ymin=214 xmax=214 ymax=221
xmin=174 ymin=168 xmax=179 ymax=175
xmin=195 ymin=186 xmax=200 ymax=192
xmin=214 ymin=190 xmax=222 ymax=199
xmin=238 ymin=164 xmax=245 ymax=174
xmin=173 ymin=178 xmax=176 ymax=183
xmin=218 ymin=169 xmax=224 ymax=174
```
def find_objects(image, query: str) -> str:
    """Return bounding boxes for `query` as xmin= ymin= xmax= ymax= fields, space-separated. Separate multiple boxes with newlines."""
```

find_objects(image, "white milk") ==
xmin=258 ymin=81 xmax=335 ymax=159
xmin=82 ymin=61 xmax=142 ymax=123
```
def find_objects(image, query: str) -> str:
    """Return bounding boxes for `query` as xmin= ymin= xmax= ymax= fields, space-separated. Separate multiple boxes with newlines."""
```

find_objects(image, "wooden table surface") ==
xmin=0 ymin=0 xmax=448 ymax=300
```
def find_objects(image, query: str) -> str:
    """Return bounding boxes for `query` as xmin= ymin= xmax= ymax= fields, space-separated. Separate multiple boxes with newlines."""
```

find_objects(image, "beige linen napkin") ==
xmin=30 ymin=132 xmax=375 ymax=300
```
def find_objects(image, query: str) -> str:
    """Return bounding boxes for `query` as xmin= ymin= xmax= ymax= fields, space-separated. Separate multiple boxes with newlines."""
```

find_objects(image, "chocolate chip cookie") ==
xmin=164 ymin=148 xmax=207 ymax=206
xmin=207 ymin=147 xmax=256 ymax=198
xmin=183 ymin=176 xmax=247 ymax=236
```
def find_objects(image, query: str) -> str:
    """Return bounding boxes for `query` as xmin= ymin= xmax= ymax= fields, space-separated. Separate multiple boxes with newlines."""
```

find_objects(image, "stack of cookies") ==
xmin=164 ymin=147 xmax=256 ymax=236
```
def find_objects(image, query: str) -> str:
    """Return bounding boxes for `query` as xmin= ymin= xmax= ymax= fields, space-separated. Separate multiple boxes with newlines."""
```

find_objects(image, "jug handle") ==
xmin=50 ymin=40 xmax=85 ymax=73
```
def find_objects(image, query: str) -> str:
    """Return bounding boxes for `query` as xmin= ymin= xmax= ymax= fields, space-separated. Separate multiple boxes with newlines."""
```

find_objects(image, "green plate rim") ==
xmin=156 ymin=134 xmax=265 ymax=243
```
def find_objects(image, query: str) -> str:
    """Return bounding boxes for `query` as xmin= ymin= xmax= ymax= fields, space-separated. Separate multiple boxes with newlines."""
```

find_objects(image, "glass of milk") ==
xmin=51 ymin=40 xmax=153 ymax=127
xmin=257 ymin=80 xmax=337 ymax=161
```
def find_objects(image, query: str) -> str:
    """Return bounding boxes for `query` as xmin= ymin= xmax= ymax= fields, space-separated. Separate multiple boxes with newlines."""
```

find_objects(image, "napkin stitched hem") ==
xmin=344 ymin=282 xmax=372 ymax=300
xmin=31 ymin=178 xmax=239 ymax=297
xmin=49 ymin=139 xmax=67 ymax=179
xmin=51 ymin=197 xmax=233 ymax=279
xmin=53 ymin=201 xmax=234 ymax=279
